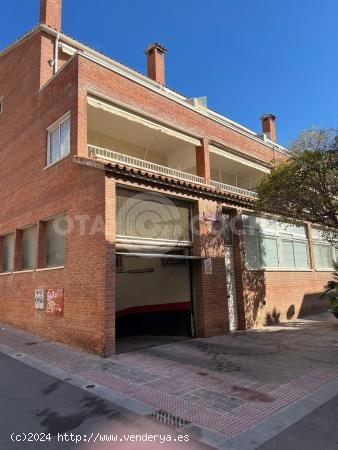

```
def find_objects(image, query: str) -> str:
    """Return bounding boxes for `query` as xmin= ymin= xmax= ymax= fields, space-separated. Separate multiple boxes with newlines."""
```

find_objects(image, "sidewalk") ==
xmin=1 ymin=313 xmax=338 ymax=449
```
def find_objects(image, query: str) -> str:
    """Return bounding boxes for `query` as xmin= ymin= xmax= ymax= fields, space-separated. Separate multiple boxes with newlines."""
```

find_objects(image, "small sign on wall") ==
xmin=204 ymin=258 xmax=213 ymax=275
xmin=34 ymin=289 xmax=45 ymax=310
xmin=46 ymin=289 xmax=64 ymax=317
xmin=203 ymin=212 xmax=221 ymax=222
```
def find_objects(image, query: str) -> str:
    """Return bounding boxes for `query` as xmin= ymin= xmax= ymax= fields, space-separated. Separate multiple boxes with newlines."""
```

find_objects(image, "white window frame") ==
xmin=46 ymin=112 xmax=71 ymax=167
xmin=312 ymin=229 xmax=337 ymax=271
xmin=243 ymin=215 xmax=310 ymax=271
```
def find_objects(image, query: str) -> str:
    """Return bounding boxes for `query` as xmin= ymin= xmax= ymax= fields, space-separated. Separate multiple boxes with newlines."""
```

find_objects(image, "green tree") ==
xmin=255 ymin=128 xmax=338 ymax=242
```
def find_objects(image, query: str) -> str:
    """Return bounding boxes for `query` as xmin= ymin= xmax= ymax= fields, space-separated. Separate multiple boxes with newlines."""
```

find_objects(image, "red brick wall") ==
xmin=193 ymin=199 xmax=229 ymax=336
xmin=232 ymin=214 xmax=331 ymax=329
xmin=40 ymin=0 xmax=62 ymax=31
xmin=77 ymin=56 xmax=286 ymax=164
xmin=0 ymin=32 xmax=111 ymax=355
xmin=0 ymin=29 xmax=332 ymax=357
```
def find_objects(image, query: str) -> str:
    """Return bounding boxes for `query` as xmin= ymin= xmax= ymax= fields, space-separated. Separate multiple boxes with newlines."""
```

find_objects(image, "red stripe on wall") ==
xmin=117 ymin=301 xmax=191 ymax=317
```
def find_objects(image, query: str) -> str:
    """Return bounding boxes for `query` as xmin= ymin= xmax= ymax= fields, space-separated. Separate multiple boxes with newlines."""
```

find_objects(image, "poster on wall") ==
xmin=46 ymin=289 xmax=64 ymax=317
xmin=34 ymin=289 xmax=45 ymax=310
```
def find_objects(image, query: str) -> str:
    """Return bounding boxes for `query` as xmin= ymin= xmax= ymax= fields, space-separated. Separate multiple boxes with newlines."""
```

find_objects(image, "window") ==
xmin=46 ymin=217 xmax=66 ymax=267
xmin=22 ymin=226 xmax=37 ymax=270
xmin=312 ymin=229 xmax=336 ymax=269
xmin=2 ymin=233 xmax=15 ymax=272
xmin=0 ymin=97 xmax=3 ymax=114
xmin=47 ymin=115 xmax=70 ymax=166
xmin=243 ymin=215 xmax=310 ymax=270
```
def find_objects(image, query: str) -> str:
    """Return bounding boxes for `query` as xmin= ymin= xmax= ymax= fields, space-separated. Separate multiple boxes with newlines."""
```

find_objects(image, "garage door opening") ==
xmin=116 ymin=249 xmax=202 ymax=353
xmin=115 ymin=187 xmax=198 ymax=353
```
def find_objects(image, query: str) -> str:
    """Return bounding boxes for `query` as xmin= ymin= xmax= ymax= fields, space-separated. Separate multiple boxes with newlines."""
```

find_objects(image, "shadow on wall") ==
xmin=242 ymin=269 xmax=266 ymax=328
xmin=299 ymin=292 xmax=329 ymax=318
xmin=239 ymin=215 xmax=330 ymax=329
xmin=262 ymin=293 xmax=328 ymax=327
xmin=265 ymin=307 xmax=281 ymax=325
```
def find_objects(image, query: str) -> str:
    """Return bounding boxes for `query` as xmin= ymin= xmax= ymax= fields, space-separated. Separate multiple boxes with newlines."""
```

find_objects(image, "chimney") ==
xmin=40 ymin=0 xmax=62 ymax=31
xmin=261 ymin=113 xmax=277 ymax=142
xmin=145 ymin=43 xmax=167 ymax=85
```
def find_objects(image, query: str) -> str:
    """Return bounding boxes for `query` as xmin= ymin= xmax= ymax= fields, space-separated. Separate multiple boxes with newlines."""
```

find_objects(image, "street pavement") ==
xmin=257 ymin=394 xmax=338 ymax=450
xmin=0 ymin=353 xmax=210 ymax=450
xmin=1 ymin=313 xmax=338 ymax=449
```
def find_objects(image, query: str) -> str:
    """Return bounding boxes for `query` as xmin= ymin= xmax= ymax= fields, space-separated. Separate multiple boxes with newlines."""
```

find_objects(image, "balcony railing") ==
xmin=88 ymin=145 xmax=205 ymax=185
xmin=210 ymin=180 xmax=258 ymax=198
xmin=88 ymin=145 xmax=258 ymax=198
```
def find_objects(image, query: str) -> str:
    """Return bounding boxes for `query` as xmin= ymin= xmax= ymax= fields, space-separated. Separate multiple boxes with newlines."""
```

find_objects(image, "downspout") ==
xmin=54 ymin=32 xmax=60 ymax=74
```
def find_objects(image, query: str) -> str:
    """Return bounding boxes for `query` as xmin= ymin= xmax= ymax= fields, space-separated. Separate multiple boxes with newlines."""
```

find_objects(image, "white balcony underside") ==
xmin=88 ymin=145 xmax=258 ymax=198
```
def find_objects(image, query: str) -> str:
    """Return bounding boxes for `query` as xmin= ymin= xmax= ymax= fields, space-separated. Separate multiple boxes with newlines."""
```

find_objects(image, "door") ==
xmin=224 ymin=245 xmax=238 ymax=331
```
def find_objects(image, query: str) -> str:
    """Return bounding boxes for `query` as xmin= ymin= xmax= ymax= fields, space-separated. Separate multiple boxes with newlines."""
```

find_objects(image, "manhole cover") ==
xmin=150 ymin=410 xmax=190 ymax=428
xmin=85 ymin=384 xmax=96 ymax=389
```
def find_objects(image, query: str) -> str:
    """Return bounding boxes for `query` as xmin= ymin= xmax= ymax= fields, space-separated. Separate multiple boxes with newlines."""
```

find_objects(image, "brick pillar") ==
xmin=37 ymin=221 xmax=47 ymax=269
xmin=75 ymin=75 xmax=88 ymax=158
xmin=193 ymin=199 xmax=228 ymax=337
xmin=102 ymin=175 xmax=116 ymax=355
xmin=14 ymin=229 xmax=23 ymax=272
xmin=196 ymin=138 xmax=210 ymax=183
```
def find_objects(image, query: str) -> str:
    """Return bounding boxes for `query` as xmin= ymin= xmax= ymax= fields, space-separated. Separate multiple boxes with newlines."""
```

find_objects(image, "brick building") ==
xmin=0 ymin=0 xmax=335 ymax=355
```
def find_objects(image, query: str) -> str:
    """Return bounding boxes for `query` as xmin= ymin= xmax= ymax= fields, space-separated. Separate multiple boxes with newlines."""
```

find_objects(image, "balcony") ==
xmin=87 ymin=96 xmax=265 ymax=199
xmin=88 ymin=145 xmax=205 ymax=185
xmin=210 ymin=180 xmax=258 ymax=198
xmin=88 ymin=145 xmax=259 ymax=198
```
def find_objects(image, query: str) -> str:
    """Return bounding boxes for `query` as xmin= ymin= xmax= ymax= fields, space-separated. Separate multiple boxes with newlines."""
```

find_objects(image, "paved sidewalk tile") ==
xmin=1 ymin=313 xmax=338 ymax=442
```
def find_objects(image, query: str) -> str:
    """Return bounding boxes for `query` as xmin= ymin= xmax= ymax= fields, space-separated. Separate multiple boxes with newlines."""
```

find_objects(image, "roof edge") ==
xmin=0 ymin=23 xmax=289 ymax=156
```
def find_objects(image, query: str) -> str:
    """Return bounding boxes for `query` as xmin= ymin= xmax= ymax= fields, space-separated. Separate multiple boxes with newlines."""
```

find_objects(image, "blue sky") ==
xmin=1 ymin=0 xmax=337 ymax=146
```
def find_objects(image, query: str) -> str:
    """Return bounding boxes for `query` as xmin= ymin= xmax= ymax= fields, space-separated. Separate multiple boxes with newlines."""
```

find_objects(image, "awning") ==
xmin=116 ymin=252 xmax=205 ymax=260
xmin=88 ymin=96 xmax=200 ymax=146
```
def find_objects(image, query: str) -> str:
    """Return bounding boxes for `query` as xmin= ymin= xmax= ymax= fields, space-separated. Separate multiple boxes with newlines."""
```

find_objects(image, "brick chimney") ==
xmin=40 ymin=0 xmax=62 ymax=31
xmin=145 ymin=43 xmax=167 ymax=85
xmin=261 ymin=113 xmax=277 ymax=142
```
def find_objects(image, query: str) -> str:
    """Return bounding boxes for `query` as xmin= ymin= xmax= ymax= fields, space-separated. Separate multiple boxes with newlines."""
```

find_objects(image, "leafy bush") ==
xmin=324 ymin=261 xmax=338 ymax=312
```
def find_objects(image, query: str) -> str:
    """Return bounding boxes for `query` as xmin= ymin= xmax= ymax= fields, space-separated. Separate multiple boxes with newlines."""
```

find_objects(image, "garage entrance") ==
xmin=115 ymin=188 xmax=198 ymax=352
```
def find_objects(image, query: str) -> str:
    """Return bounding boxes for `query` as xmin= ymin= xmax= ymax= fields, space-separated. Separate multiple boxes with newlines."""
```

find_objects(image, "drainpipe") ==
xmin=54 ymin=33 xmax=60 ymax=74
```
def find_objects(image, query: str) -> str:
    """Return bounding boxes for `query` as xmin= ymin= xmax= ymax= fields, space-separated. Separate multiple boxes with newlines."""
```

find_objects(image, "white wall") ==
xmin=116 ymin=256 xmax=191 ymax=312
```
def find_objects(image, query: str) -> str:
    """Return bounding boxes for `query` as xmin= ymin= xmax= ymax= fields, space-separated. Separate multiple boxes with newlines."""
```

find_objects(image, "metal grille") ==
xmin=88 ymin=145 xmax=205 ymax=185
xmin=210 ymin=179 xmax=258 ymax=198
xmin=150 ymin=410 xmax=190 ymax=428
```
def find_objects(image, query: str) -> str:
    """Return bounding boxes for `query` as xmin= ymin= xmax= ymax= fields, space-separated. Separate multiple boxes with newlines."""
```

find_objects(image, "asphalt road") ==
xmin=257 ymin=395 xmax=338 ymax=450
xmin=0 ymin=353 xmax=210 ymax=450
